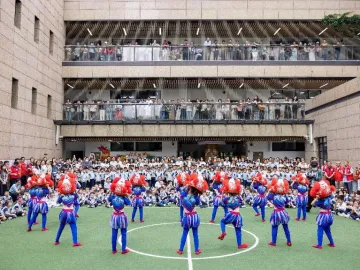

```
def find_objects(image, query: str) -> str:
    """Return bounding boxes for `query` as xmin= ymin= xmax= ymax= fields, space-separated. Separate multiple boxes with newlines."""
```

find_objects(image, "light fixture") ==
xmin=310 ymin=96 xmax=314 ymax=99
xmin=282 ymin=83 xmax=289 ymax=88
xmin=153 ymin=83 xmax=156 ymax=89
xmin=198 ymin=82 xmax=201 ymax=88
xmin=237 ymin=28 xmax=243 ymax=35
xmin=71 ymin=139 xmax=77 ymax=142
xmin=108 ymin=139 xmax=113 ymax=142
xmin=300 ymin=91 xmax=305 ymax=94
xmin=109 ymin=83 xmax=115 ymax=89
xmin=318 ymin=28 xmax=328 ymax=35
xmin=239 ymin=83 xmax=244 ymax=88
xmin=122 ymin=28 xmax=127 ymax=36
xmin=87 ymin=28 xmax=92 ymax=36
xmin=159 ymin=27 xmax=161 ymax=35
xmin=274 ymin=28 xmax=281 ymax=35
xmin=319 ymin=83 xmax=328 ymax=88
xmin=358 ymin=33 xmax=360 ymax=36
xmin=196 ymin=27 xmax=200 ymax=35
xmin=67 ymin=84 xmax=74 ymax=89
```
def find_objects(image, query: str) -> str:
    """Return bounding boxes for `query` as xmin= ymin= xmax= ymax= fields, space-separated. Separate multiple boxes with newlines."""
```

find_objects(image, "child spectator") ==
xmin=12 ymin=198 xmax=26 ymax=216
xmin=2 ymin=200 xmax=17 ymax=219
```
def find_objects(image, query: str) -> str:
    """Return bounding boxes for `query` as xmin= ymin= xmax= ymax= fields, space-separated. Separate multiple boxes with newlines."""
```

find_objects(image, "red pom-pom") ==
xmin=310 ymin=180 xmax=335 ymax=198
xmin=188 ymin=173 xmax=209 ymax=194
xmin=176 ymin=172 xmax=189 ymax=186
xmin=223 ymin=178 xmax=242 ymax=194
xmin=130 ymin=174 xmax=147 ymax=187
xmin=111 ymin=177 xmax=132 ymax=196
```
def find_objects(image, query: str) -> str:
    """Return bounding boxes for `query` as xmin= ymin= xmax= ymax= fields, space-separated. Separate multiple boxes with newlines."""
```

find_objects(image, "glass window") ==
xmin=317 ymin=137 xmax=328 ymax=165
xmin=136 ymin=142 xmax=162 ymax=152
xmin=110 ymin=142 xmax=134 ymax=151
xmin=272 ymin=142 xmax=305 ymax=151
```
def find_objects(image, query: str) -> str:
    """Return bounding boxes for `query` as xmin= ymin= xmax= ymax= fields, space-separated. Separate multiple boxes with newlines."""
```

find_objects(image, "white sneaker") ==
xmin=345 ymin=214 xmax=350 ymax=218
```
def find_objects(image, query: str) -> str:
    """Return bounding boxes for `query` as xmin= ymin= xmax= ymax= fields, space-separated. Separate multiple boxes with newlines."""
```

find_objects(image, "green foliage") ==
xmin=323 ymin=12 xmax=360 ymax=36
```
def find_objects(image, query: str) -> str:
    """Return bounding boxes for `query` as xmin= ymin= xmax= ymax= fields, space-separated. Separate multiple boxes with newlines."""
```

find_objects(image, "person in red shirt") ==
xmin=10 ymin=160 xmax=21 ymax=186
xmin=20 ymin=157 xmax=27 ymax=186
xmin=324 ymin=161 xmax=335 ymax=186
xmin=334 ymin=161 xmax=343 ymax=190
xmin=343 ymin=161 xmax=354 ymax=194
xmin=27 ymin=157 xmax=35 ymax=177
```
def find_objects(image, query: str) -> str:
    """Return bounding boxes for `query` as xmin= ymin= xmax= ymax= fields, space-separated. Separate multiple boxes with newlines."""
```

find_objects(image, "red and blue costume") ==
xmin=109 ymin=177 xmax=132 ymax=254
xmin=130 ymin=174 xmax=147 ymax=223
xmin=177 ymin=174 xmax=209 ymax=256
xmin=27 ymin=174 xmax=53 ymax=232
xmin=310 ymin=179 xmax=336 ymax=249
xmin=176 ymin=172 xmax=189 ymax=221
xmin=217 ymin=178 xmax=248 ymax=249
xmin=292 ymin=173 xmax=309 ymax=221
xmin=55 ymin=173 xmax=82 ymax=247
xmin=267 ymin=178 xmax=292 ymax=247
xmin=251 ymin=173 xmax=268 ymax=222
xmin=25 ymin=181 xmax=38 ymax=225
xmin=210 ymin=171 xmax=229 ymax=223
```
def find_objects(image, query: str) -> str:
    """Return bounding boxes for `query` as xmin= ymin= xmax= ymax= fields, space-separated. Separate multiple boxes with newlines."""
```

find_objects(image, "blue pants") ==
xmin=179 ymin=227 xmax=199 ymax=252
xmin=29 ymin=213 xmax=47 ymax=229
xmin=112 ymin=228 xmax=127 ymax=252
xmin=271 ymin=224 xmax=291 ymax=244
xmin=180 ymin=205 xmax=184 ymax=220
xmin=75 ymin=204 xmax=80 ymax=215
xmin=55 ymin=222 xmax=79 ymax=244
xmin=297 ymin=204 xmax=307 ymax=220
xmin=317 ymin=225 xmax=334 ymax=247
xmin=27 ymin=207 xmax=36 ymax=224
xmin=211 ymin=205 xmax=228 ymax=221
xmin=220 ymin=217 xmax=243 ymax=246
xmin=131 ymin=207 xmax=143 ymax=221
xmin=252 ymin=204 xmax=265 ymax=220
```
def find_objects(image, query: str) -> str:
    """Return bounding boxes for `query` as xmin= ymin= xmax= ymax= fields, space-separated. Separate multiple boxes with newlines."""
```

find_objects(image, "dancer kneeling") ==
xmin=109 ymin=177 xmax=132 ymax=254
xmin=55 ymin=173 xmax=82 ymax=247
xmin=177 ymin=173 xmax=208 ymax=255
xmin=217 ymin=177 xmax=248 ymax=249
xmin=267 ymin=178 xmax=292 ymax=247
xmin=310 ymin=179 xmax=336 ymax=249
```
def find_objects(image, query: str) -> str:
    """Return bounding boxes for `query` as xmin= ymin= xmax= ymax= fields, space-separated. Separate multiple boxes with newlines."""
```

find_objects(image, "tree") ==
xmin=322 ymin=12 xmax=360 ymax=37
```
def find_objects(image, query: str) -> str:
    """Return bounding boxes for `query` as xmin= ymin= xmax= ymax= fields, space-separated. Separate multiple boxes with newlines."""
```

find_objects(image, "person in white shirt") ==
xmin=204 ymin=38 xmax=212 ymax=60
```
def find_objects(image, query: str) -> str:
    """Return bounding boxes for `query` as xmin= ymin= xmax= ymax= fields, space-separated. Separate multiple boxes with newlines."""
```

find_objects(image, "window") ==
xmin=11 ymin=78 xmax=19 ymax=109
xmin=34 ymin=16 xmax=40 ymax=43
xmin=272 ymin=142 xmax=305 ymax=151
xmin=47 ymin=95 xmax=52 ymax=119
xmin=14 ymin=0 xmax=22 ymax=28
xmin=49 ymin=30 xmax=54 ymax=54
xmin=136 ymin=142 xmax=162 ymax=152
xmin=31 ymin=87 xmax=37 ymax=114
xmin=317 ymin=137 xmax=328 ymax=165
xmin=110 ymin=142 xmax=134 ymax=151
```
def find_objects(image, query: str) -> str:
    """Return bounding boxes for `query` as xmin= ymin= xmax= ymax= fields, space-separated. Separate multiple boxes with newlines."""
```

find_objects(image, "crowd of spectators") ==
xmin=1 ymin=156 xmax=359 ymax=224
xmin=65 ymin=39 xmax=353 ymax=61
xmin=63 ymin=96 xmax=306 ymax=121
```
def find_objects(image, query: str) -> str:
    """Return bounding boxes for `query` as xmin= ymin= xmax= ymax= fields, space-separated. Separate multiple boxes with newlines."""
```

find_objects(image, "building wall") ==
xmin=64 ymin=0 xmax=360 ymax=20
xmin=305 ymin=78 xmax=360 ymax=165
xmin=0 ymin=0 xmax=65 ymax=159
xmin=247 ymin=141 xmax=305 ymax=160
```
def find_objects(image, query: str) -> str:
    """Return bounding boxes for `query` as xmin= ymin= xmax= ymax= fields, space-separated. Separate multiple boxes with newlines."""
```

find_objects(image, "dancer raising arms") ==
xmin=217 ymin=177 xmax=248 ymax=249
xmin=54 ymin=173 xmax=82 ymax=246
xmin=129 ymin=174 xmax=147 ymax=223
xmin=310 ymin=179 xmax=336 ymax=249
xmin=177 ymin=173 xmax=209 ymax=255
xmin=108 ymin=177 xmax=132 ymax=254
xmin=292 ymin=173 xmax=309 ymax=221
xmin=176 ymin=172 xmax=190 ymax=221
xmin=251 ymin=172 xmax=268 ymax=223
xmin=210 ymin=171 xmax=229 ymax=223
xmin=267 ymin=178 xmax=292 ymax=247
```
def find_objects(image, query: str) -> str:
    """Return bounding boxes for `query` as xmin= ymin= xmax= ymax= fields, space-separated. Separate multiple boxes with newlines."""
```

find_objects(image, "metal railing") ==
xmin=62 ymin=102 xmax=306 ymax=122
xmin=64 ymin=44 xmax=360 ymax=62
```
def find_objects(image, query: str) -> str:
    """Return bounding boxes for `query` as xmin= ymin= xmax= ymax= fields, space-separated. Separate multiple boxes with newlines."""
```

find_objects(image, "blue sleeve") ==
xmin=141 ymin=187 xmax=146 ymax=192
xmin=284 ymin=196 xmax=290 ymax=204
xmin=57 ymin=196 xmax=63 ymax=204
xmin=238 ymin=196 xmax=243 ymax=204
xmin=292 ymin=183 xmax=299 ymax=190
xmin=195 ymin=196 xmax=200 ymax=206
xmin=124 ymin=197 xmax=131 ymax=206
xmin=107 ymin=195 xmax=114 ymax=203
xmin=267 ymin=193 xmax=275 ymax=201
xmin=222 ymin=196 xmax=229 ymax=205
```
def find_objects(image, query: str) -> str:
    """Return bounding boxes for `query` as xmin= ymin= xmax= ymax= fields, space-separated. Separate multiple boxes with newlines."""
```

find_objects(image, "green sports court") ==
xmin=0 ymin=206 xmax=358 ymax=270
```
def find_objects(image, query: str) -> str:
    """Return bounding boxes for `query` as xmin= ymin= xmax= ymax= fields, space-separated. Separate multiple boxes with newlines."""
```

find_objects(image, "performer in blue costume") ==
xmin=74 ymin=181 xmax=81 ymax=217
xmin=267 ymin=178 xmax=292 ymax=247
xmin=54 ymin=173 xmax=82 ymax=247
xmin=291 ymin=173 xmax=309 ymax=221
xmin=217 ymin=177 xmax=248 ymax=249
xmin=176 ymin=172 xmax=189 ymax=221
xmin=177 ymin=173 xmax=209 ymax=255
xmin=251 ymin=172 xmax=268 ymax=222
xmin=310 ymin=179 xmax=336 ymax=249
xmin=130 ymin=174 xmax=147 ymax=223
xmin=109 ymin=177 xmax=132 ymax=254
xmin=210 ymin=171 xmax=228 ymax=223
xmin=25 ymin=179 xmax=38 ymax=225
xmin=27 ymin=174 xmax=54 ymax=232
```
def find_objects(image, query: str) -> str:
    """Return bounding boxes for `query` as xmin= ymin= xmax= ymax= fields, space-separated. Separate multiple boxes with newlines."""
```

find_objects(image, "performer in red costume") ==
xmin=210 ymin=171 xmax=229 ymax=223
xmin=129 ymin=174 xmax=147 ymax=223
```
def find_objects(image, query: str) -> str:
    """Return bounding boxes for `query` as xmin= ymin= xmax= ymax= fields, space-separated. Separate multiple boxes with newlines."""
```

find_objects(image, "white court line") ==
xmin=118 ymin=222 xmax=259 ymax=261
xmin=186 ymin=234 xmax=193 ymax=270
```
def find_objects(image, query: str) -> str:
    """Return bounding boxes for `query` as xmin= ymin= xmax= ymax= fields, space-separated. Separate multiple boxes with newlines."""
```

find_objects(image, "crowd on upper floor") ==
xmin=63 ymin=96 xmax=306 ymax=121
xmin=65 ymin=39 xmax=353 ymax=61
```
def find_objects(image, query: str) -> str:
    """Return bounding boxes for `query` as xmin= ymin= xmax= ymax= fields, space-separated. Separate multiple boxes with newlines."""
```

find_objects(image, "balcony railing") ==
xmin=62 ymin=102 xmax=306 ymax=122
xmin=64 ymin=44 xmax=360 ymax=62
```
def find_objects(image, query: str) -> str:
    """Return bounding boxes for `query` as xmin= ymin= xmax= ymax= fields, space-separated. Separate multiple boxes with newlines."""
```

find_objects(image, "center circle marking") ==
xmin=118 ymin=222 xmax=259 ymax=260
